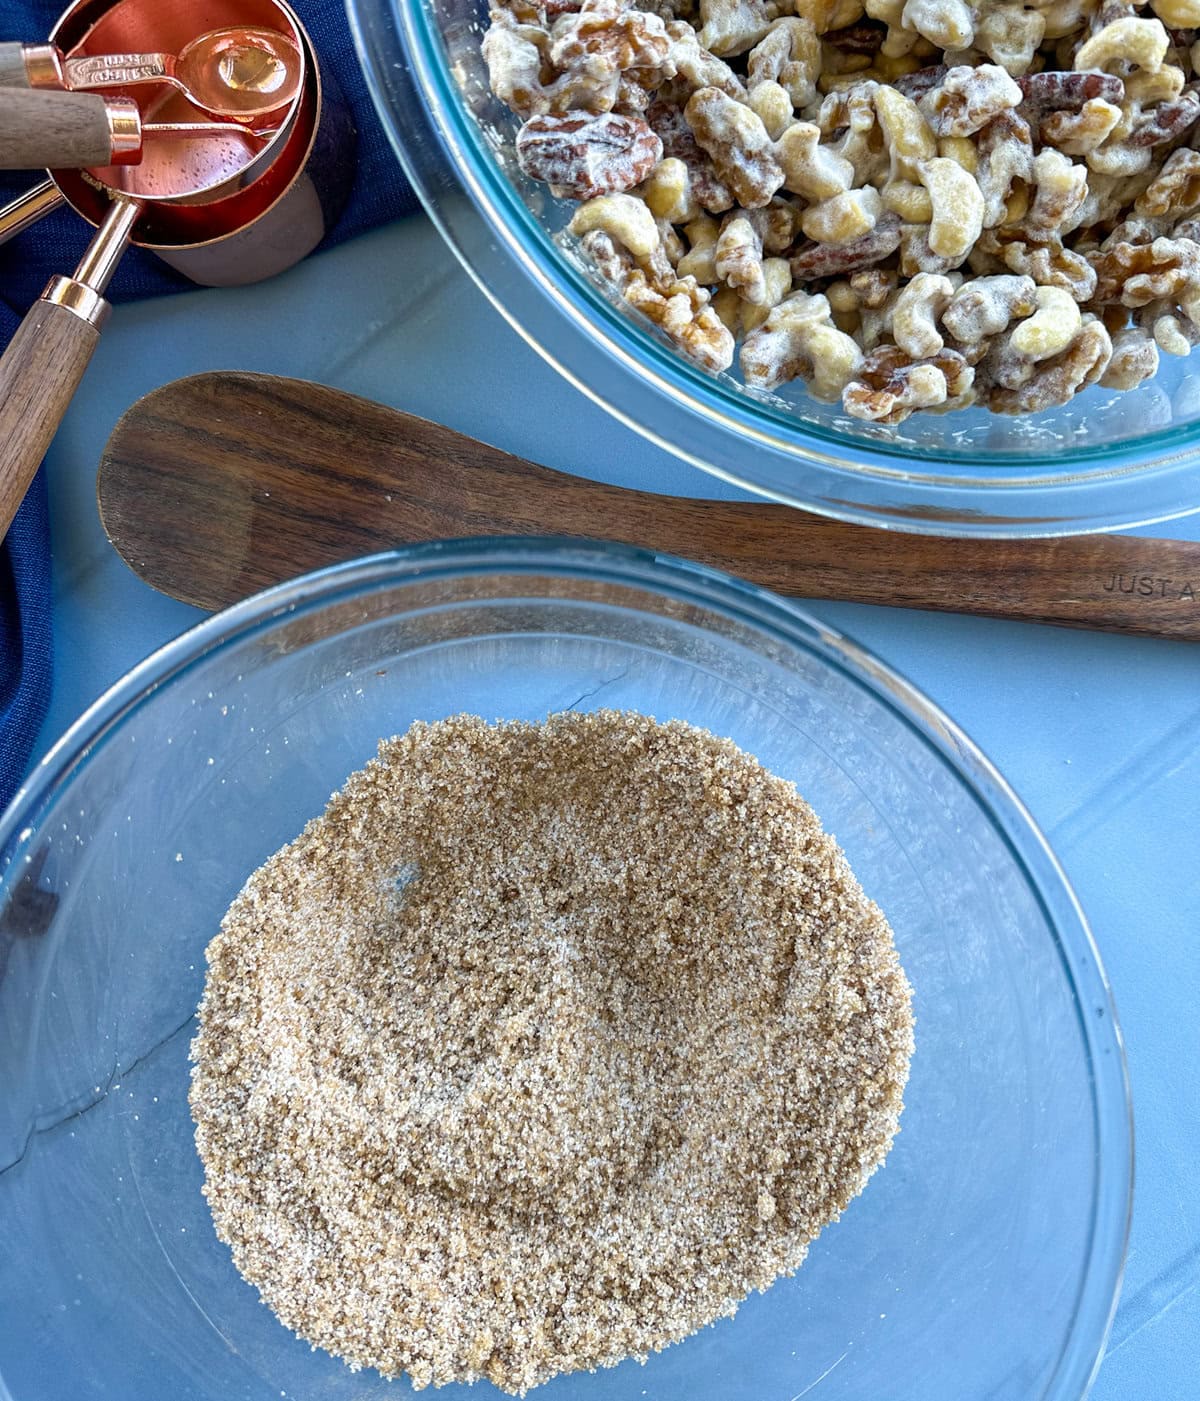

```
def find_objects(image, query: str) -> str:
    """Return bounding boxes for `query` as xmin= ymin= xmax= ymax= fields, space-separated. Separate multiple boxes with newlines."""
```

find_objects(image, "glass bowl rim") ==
xmin=0 ymin=536 xmax=1134 ymax=1399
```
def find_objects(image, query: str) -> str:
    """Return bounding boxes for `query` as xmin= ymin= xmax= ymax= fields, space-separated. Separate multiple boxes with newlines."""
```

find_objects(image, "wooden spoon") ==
xmin=96 ymin=371 xmax=1200 ymax=639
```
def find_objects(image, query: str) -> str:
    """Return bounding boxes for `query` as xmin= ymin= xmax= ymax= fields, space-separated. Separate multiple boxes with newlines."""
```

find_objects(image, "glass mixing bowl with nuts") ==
xmin=350 ymin=0 xmax=1200 ymax=534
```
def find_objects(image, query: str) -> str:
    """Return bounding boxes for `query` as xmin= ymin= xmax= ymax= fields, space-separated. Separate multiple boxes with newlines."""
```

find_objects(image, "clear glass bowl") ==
xmin=0 ymin=540 xmax=1130 ymax=1400
xmin=346 ymin=0 xmax=1200 ymax=536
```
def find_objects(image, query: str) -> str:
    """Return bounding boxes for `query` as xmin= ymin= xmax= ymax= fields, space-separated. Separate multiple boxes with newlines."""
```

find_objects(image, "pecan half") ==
xmin=789 ymin=213 xmax=902 ymax=277
xmin=517 ymin=112 xmax=663 ymax=198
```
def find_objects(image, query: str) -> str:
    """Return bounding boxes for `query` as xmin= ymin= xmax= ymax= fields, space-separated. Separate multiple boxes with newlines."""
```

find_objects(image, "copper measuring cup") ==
xmin=0 ymin=0 xmax=355 ymax=541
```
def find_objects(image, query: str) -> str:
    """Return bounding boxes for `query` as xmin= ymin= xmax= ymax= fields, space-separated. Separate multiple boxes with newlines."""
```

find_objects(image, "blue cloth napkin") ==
xmin=0 ymin=0 xmax=419 ymax=810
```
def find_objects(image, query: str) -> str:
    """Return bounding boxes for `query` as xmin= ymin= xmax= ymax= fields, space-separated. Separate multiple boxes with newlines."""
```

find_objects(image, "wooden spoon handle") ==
xmin=0 ymin=290 xmax=102 ymax=540
xmin=0 ymin=89 xmax=132 ymax=169
xmin=95 ymin=372 xmax=1200 ymax=639
xmin=646 ymin=502 xmax=1200 ymax=637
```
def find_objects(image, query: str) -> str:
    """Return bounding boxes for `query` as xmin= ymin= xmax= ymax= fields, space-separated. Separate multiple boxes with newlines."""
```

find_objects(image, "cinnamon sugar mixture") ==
xmin=190 ymin=711 xmax=914 ymax=1393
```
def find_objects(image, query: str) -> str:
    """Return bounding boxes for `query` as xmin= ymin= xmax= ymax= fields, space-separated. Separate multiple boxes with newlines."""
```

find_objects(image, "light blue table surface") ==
xmin=24 ymin=218 xmax=1200 ymax=1399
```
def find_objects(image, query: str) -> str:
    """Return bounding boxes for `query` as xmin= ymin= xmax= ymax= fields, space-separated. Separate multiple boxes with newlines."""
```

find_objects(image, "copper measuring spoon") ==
xmin=0 ymin=26 xmax=303 ymax=121
xmin=0 ymin=0 xmax=344 ymax=546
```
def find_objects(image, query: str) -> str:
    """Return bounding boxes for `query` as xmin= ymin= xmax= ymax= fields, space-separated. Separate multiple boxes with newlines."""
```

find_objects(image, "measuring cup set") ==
xmin=0 ymin=0 xmax=356 ymax=540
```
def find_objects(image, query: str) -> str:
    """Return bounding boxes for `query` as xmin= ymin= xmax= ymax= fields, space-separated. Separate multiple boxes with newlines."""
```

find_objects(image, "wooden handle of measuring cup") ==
xmin=0 ymin=42 xmax=64 ymax=87
xmin=0 ymin=285 xmax=105 ymax=540
xmin=0 ymin=90 xmax=138 ymax=169
xmin=0 ymin=43 xmax=33 ymax=86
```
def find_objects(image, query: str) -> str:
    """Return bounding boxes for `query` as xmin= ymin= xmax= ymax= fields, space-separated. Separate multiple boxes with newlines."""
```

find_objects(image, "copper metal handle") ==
xmin=0 ymin=180 xmax=66 ymax=247
xmin=0 ymin=89 xmax=141 ymax=169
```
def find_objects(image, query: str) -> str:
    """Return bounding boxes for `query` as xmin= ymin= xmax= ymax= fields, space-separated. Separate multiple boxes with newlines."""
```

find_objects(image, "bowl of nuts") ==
xmin=349 ymin=0 xmax=1200 ymax=534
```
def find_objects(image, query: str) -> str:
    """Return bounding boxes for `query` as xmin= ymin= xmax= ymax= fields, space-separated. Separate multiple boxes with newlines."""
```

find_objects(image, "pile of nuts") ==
xmin=482 ymin=0 xmax=1200 ymax=420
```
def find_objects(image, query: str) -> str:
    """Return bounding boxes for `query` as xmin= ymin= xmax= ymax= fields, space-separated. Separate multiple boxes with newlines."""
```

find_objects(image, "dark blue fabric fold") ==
xmin=0 ymin=0 xmax=419 ymax=809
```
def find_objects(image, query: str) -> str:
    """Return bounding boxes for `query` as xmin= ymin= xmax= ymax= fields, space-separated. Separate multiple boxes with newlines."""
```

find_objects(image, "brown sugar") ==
xmin=189 ymin=711 xmax=914 ymax=1393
